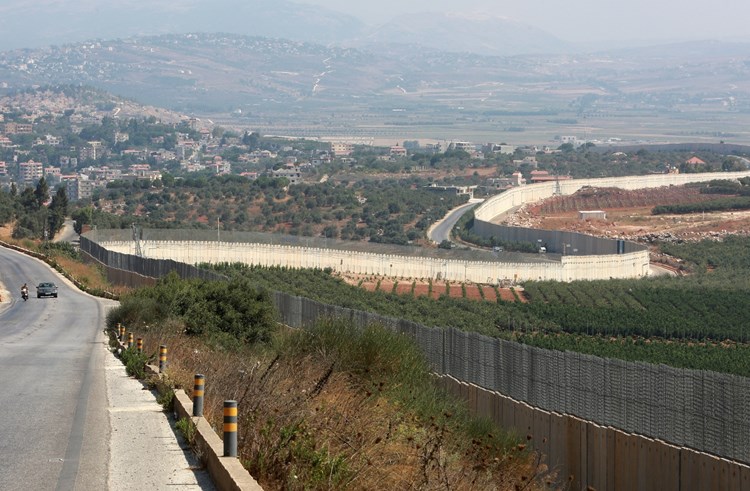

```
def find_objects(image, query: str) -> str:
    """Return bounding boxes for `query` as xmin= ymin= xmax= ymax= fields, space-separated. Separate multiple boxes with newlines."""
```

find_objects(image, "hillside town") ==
xmin=3 ymin=89 xmax=740 ymax=212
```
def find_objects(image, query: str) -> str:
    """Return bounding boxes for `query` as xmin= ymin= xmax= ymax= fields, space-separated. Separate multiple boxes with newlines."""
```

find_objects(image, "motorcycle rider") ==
xmin=21 ymin=283 xmax=28 ymax=300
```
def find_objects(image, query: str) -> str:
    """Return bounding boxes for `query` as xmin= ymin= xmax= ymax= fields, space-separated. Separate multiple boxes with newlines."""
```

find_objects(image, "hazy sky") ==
xmin=300 ymin=0 xmax=750 ymax=44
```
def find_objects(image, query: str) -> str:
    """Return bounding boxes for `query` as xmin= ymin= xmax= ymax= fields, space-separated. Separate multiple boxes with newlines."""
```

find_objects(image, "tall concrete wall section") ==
xmin=468 ymin=170 xmax=750 ymax=282
xmin=561 ymin=252 xmax=650 ymax=281
xmin=473 ymin=170 xmax=750 ymax=225
xmin=96 ymin=239 xmax=648 ymax=283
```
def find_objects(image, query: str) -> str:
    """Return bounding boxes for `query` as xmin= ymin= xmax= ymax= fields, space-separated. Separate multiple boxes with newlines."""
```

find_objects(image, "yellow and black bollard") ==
xmin=223 ymin=400 xmax=237 ymax=457
xmin=116 ymin=323 xmax=122 ymax=339
xmin=127 ymin=332 xmax=134 ymax=349
xmin=136 ymin=338 xmax=143 ymax=353
xmin=119 ymin=324 xmax=126 ymax=340
xmin=193 ymin=374 xmax=205 ymax=417
xmin=159 ymin=345 xmax=167 ymax=373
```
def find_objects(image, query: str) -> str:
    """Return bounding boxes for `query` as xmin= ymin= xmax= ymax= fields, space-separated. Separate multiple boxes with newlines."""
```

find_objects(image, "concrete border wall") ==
xmin=92 ymin=239 xmax=648 ymax=283
xmin=473 ymin=171 xmax=750 ymax=225
xmin=469 ymin=171 xmax=750 ymax=281
xmin=87 ymin=171 xmax=750 ymax=283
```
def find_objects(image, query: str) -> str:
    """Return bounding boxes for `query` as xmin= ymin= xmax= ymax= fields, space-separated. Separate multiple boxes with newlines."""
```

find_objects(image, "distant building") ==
xmin=209 ymin=157 xmax=231 ymax=174
xmin=451 ymin=141 xmax=475 ymax=152
xmin=272 ymin=165 xmax=302 ymax=185
xmin=19 ymin=161 xmax=44 ymax=183
xmin=478 ymin=173 xmax=525 ymax=196
xmin=423 ymin=143 xmax=442 ymax=154
xmin=311 ymin=154 xmax=331 ymax=166
xmin=424 ymin=183 xmax=476 ymax=198
xmin=529 ymin=170 xmax=572 ymax=183
xmin=65 ymin=176 xmax=96 ymax=201
xmin=4 ymin=122 xmax=33 ymax=134
xmin=490 ymin=144 xmax=516 ymax=155
xmin=181 ymin=162 xmax=206 ymax=173
xmin=44 ymin=167 xmax=62 ymax=181
xmin=35 ymin=134 xmax=60 ymax=146
xmin=390 ymin=145 xmax=407 ymax=158
xmin=579 ymin=210 xmax=607 ymax=221
xmin=685 ymin=156 xmax=706 ymax=165
xmin=81 ymin=165 xmax=121 ymax=181
xmin=560 ymin=136 xmax=582 ymax=147
xmin=121 ymin=149 xmax=148 ymax=160
xmin=80 ymin=141 xmax=103 ymax=161
xmin=331 ymin=142 xmax=354 ymax=157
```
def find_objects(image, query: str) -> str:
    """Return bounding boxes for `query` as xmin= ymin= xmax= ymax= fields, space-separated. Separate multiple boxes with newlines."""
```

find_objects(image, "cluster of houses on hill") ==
xmin=0 ymin=102 xmax=725 ymax=203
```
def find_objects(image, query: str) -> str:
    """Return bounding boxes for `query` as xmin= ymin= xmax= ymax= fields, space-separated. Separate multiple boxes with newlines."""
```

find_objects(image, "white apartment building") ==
xmin=19 ymin=161 xmax=44 ymax=183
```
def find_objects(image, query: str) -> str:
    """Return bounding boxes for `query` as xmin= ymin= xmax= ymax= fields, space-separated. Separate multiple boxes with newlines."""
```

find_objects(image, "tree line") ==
xmin=0 ymin=177 xmax=68 ymax=239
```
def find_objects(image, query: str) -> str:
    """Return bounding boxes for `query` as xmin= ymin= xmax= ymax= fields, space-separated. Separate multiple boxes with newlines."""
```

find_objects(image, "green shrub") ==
xmin=156 ymin=385 xmax=175 ymax=411
xmin=107 ymin=271 xmax=277 ymax=344
xmin=120 ymin=346 xmax=149 ymax=379
xmin=176 ymin=417 xmax=197 ymax=446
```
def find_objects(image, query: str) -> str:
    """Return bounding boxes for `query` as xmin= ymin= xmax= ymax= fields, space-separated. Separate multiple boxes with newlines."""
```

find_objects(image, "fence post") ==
xmin=159 ymin=345 xmax=167 ymax=373
xmin=223 ymin=400 xmax=238 ymax=457
xmin=193 ymin=374 xmax=205 ymax=417
xmin=136 ymin=337 xmax=143 ymax=353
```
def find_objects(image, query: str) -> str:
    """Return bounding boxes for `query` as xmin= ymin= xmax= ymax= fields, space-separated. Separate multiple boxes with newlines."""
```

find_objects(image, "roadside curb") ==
xmin=141 ymin=361 xmax=264 ymax=491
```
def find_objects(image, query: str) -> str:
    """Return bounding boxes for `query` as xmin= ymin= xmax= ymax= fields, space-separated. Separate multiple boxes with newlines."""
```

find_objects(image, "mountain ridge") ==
xmin=2 ymin=32 xmax=749 ymax=144
xmin=0 ymin=0 xmax=568 ymax=56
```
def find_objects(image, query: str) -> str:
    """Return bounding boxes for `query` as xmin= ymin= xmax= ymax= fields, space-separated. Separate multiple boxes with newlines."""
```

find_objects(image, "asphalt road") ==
xmin=427 ymin=200 xmax=481 ymax=244
xmin=0 ymin=246 xmax=110 ymax=490
xmin=0 ymin=246 xmax=216 ymax=491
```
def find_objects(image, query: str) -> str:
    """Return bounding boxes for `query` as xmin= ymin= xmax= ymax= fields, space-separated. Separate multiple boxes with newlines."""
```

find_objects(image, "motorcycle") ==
xmin=21 ymin=288 xmax=28 ymax=301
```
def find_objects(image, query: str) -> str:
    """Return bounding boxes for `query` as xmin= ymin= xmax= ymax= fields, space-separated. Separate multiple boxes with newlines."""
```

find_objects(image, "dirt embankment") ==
xmin=503 ymin=185 xmax=750 ymax=244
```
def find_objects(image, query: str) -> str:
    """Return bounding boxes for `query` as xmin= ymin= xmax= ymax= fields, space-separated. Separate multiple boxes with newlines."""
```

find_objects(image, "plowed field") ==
xmin=340 ymin=275 xmax=523 ymax=303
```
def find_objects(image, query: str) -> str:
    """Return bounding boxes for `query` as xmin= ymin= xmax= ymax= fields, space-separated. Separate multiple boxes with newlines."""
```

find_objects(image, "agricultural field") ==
xmin=209 ymin=232 xmax=750 ymax=378
xmin=341 ymin=275 xmax=523 ymax=303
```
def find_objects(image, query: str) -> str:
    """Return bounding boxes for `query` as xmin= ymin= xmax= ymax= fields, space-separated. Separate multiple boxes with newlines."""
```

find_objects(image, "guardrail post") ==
xmin=136 ymin=338 xmax=143 ymax=353
xmin=193 ymin=374 xmax=205 ymax=417
xmin=159 ymin=345 xmax=167 ymax=373
xmin=223 ymin=400 xmax=237 ymax=457
xmin=128 ymin=332 xmax=134 ymax=349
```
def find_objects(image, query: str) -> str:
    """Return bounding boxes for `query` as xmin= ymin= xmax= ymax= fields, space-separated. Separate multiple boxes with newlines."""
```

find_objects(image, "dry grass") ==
xmin=54 ymin=254 xmax=130 ymax=296
xmin=131 ymin=323 xmax=556 ymax=491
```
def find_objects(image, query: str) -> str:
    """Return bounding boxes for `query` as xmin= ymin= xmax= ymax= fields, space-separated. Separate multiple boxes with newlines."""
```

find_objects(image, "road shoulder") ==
xmin=105 ymin=344 xmax=216 ymax=490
